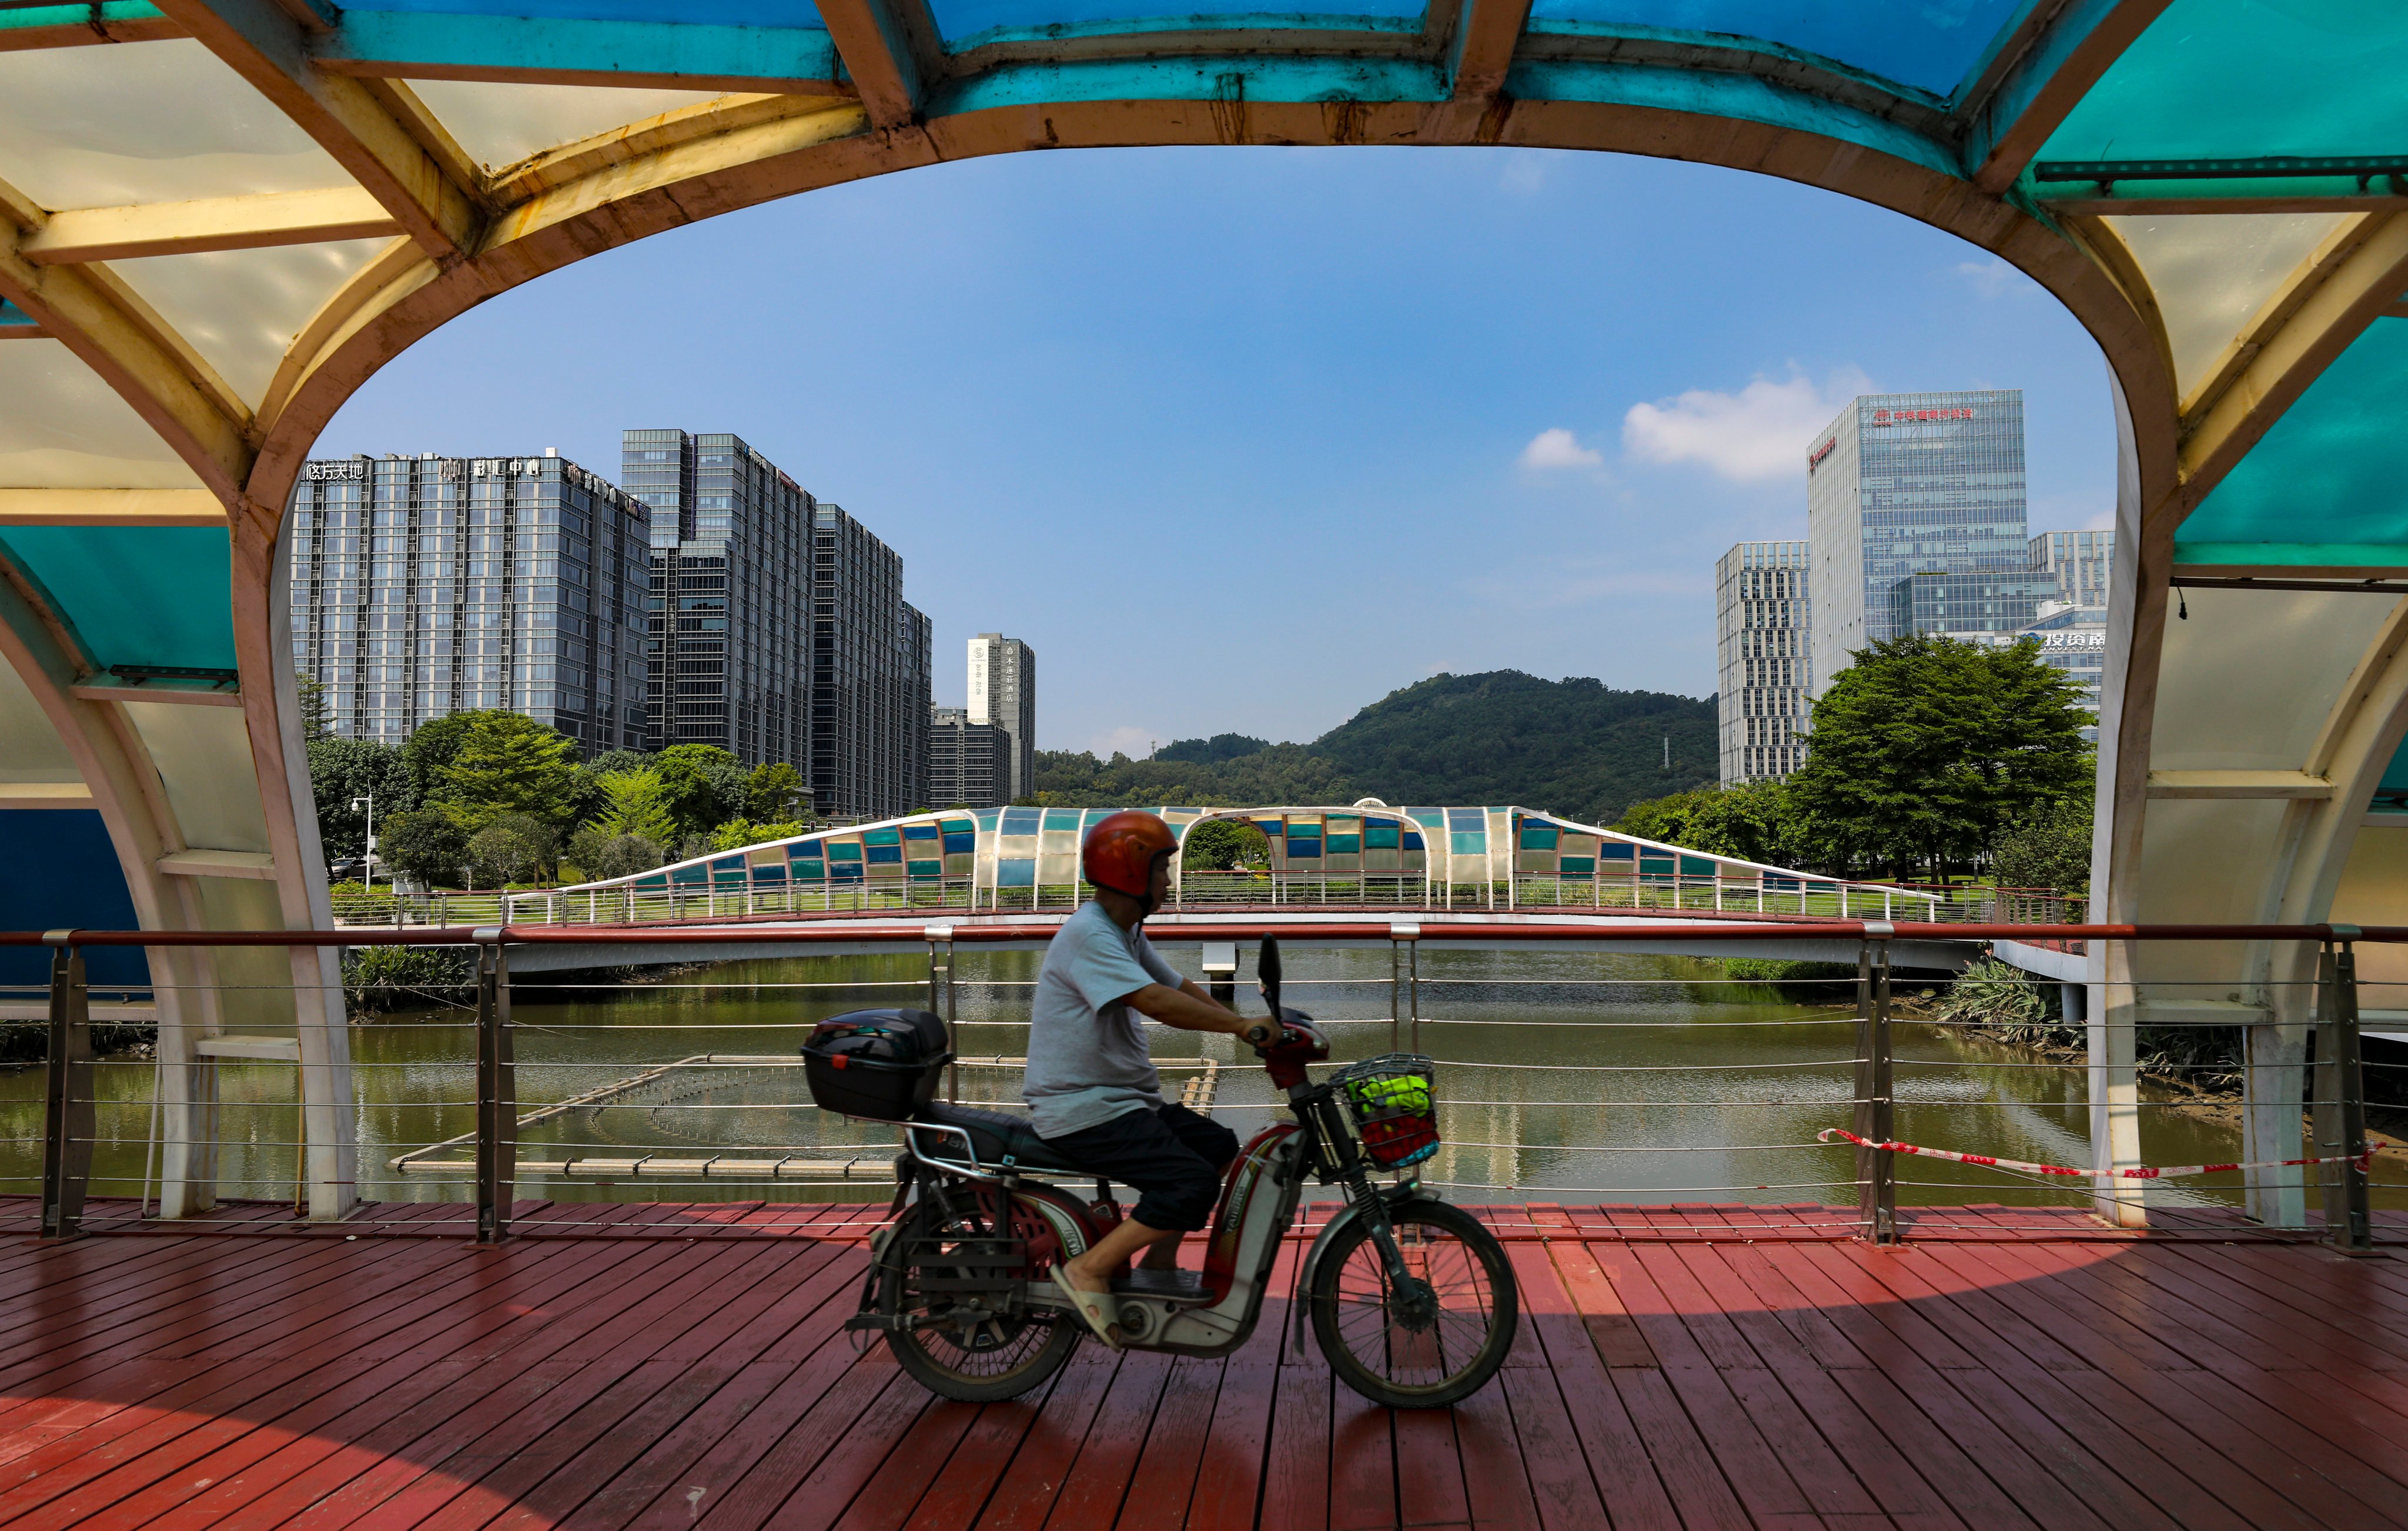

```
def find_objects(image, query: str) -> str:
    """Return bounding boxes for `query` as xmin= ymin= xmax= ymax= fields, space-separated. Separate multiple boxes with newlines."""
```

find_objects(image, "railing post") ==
xmin=927 ymin=924 xmax=958 ymax=1103
xmin=2315 ymin=932 xmax=2372 ymax=1251
xmin=473 ymin=930 xmax=516 ymax=1243
xmin=1391 ymin=923 xmax=1420 ymax=1053
xmin=1852 ymin=926 xmax=1896 ymax=1244
xmin=39 ymin=932 xmax=94 ymax=1239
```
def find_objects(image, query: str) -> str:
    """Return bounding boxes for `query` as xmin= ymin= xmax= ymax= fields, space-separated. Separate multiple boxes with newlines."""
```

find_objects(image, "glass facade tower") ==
xmin=621 ymin=429 xmax=810 ymax=768
xmin=2029 ymin=529 xmax=2115 ymax=608
xmin=1715 ymin=541 xmax=1811 ymax=784
xmin=287 ymin=452 xmax=648 ymax=753
xmin=1805 ymin=389 xmax=2026 ymax=694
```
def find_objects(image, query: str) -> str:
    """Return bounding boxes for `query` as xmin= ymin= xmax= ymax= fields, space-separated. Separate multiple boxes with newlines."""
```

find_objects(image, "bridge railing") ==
xmin=0 ymin=919 xmax=2389 ymax=1248
xmin=327 ymin=870 xmax=1954 ymax=926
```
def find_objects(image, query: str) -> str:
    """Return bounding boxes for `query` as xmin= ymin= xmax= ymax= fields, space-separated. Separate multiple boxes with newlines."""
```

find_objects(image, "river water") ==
xmin=4 ymin=949 xmax=2386 ymax=1217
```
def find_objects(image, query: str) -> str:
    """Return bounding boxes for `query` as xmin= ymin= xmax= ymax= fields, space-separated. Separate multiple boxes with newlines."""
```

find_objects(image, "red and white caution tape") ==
xmin=1817 ymin=1127 xmax=2372 ymax=1181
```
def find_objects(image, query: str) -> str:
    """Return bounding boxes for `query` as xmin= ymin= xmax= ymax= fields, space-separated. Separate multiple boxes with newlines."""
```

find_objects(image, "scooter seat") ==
xmin=908 ymin=1102 xmax=1090 ymax=1174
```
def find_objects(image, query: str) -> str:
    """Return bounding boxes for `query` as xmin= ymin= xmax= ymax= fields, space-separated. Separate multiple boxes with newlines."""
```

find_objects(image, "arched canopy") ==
xmin=6 ymin=0 xmax=2408 ymax=1222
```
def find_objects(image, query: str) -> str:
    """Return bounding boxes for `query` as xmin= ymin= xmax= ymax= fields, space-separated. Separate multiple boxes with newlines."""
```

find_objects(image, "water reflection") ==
xmin=1 ymin=948 xmax=2372 ymax=1214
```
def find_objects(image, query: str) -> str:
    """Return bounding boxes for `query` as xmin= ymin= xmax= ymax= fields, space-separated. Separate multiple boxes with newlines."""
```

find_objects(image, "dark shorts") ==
xmin=1036 ymin=1102 xmax=1241 ymax=1232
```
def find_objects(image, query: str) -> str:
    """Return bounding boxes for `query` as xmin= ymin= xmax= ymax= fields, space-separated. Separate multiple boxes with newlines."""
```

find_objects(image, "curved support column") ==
xmin=2088 ymin=378 xmax=2159 ymax=1227
xmin=0 ymin=547 xmax=223 ymax=1218
xmin=231 ymin=502 xmax=355 ymax=1220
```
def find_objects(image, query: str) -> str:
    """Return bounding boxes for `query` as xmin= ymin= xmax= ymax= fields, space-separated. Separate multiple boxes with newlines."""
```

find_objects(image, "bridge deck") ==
xmin=2 ymin=1199 xmax=2404 ymax=1530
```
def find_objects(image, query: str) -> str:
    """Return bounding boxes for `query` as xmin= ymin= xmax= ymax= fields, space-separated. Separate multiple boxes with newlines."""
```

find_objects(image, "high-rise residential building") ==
xmin=288 ymin=451 xmax=648 ymax=753
xmin=1715 ymin=541 xmax=1811 ymax=784
xmin=1805 ymin=389 xmax=2027 ymax=695
xmin=621 ymin=429 xmax=809 ymax=768
xmin=968 ymin=633 xmax=1036 ymax=802
xmin=2029 ymin=529 xmax=2114 ymax=608
xmin=927 ymin=705 xmax=1009 ymax=808
xmin=808 ymin=501 xmax=924 ymax=820
xmin=902 ymin=603 xmax=932 ymax=812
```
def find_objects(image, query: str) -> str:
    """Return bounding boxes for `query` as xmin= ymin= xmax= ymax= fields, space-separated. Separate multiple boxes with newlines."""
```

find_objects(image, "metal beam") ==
xmin=311 ymin=11 xmax=846 ymax=96
xmin=19 ymin=187 xmax=399 ymax=264
xmin=152 ymin=0 xmax=482 ymax=264
xmin=2145 ymin=770 xmax=2334 ymax=800
xmin=2177 ymin=212 xmax=2408 ymax=510
xmin=0 ymin=488 xmax=227 ymax=526
xmin=1418 ymin=0 xmax=1531 ymax=146
xmin=1958 ymin=0 xmax=2170 ymax=195
xmin=815 ymin=0 xmax=931 ymax=131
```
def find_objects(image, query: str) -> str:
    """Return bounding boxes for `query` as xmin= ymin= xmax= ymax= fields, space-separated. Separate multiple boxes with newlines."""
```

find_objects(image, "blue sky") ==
xmin=316 ymin=145 xmax=2116 ymax=756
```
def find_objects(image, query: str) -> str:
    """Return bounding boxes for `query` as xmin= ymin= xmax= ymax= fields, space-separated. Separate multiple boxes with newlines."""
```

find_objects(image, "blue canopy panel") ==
xmin=932 ymin=0 xmax=1420 ymax=52
xmin=2175 ymin=318 xmax=2408 ymax=568
xmin=2038 ymin=0 xmax=2408 ymax=194
xmin=0 ymin=526 xmax=235 ymax=676
xmin=0 ymin=810 xmax=148 ymax=991
xmin=1523 ymin=0 xmax=2026 ymax=99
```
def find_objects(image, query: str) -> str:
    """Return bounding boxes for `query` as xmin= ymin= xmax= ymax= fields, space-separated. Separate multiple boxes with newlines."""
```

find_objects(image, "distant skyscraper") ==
xmin=902 ymin=604 xmax=932 ymax=812
xmin=621 ymin=429 xmax=809 ymax=768
xmin=808 ymin=501 xmax=922 ymax=820
xmin=1715 ymin=541 xmax=1811 ymax=784
xmin=2029 ymin=530 xmax=2114 ymax=609
xmin=288 ymin=451 xmax=648 ymax=753
xmin=1805 ymin=390 xmax=2028 ymax=694
xmin=928 ymin=705 xmax=1008 ymax=808
xmin=1887 ymin=567 xmax=2059 ymax=638
xmin=968 ymin=634 xmax=1036 ymax=802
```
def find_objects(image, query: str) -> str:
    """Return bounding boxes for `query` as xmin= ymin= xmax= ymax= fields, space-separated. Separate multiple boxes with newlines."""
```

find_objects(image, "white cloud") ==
xmin=2083 ymin=506 xmax=2116 ymax=531
xmin=1499 ymin=150 xmax=1547 ymax=196
xmin=1518 ymin=427 xmax=1604 ymax=471
xmin=1088 ymin=724 xmax=1156 ymax=759
xmin=1620 ymin=367 xmax=1871 ymax=483
xmin=1952 ymin=258 xmax=2023 ymax=299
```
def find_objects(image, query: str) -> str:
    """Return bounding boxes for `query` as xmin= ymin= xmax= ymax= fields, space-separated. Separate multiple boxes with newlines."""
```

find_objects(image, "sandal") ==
xmin=1058 ymin=1278 xmax=1122 ymax=1349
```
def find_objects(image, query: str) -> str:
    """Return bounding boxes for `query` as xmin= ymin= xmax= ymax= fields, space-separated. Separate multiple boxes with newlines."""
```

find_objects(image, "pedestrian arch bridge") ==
xmin=4 ymin=2 xmax=2408 ymax=1223
xmin=491 ymin=802 xmax=1941 ymax=926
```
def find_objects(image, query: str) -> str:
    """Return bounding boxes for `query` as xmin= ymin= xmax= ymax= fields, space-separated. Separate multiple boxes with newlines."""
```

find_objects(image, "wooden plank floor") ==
xmin=1 ymin=1200 xmax=2403 ymax=1531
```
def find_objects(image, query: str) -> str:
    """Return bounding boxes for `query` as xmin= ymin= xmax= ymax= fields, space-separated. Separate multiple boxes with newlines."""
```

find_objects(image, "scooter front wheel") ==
xmin=1309 ymin=1200 xmax=1517 ymax=1409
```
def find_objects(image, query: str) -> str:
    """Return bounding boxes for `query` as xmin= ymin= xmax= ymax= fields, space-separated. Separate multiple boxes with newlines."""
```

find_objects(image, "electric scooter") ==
xmin=844 ymin=939 xmax=1519 ymax=1408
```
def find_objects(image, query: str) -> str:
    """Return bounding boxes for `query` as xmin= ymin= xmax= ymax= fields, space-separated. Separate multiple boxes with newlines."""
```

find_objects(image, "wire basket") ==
xmin=1331 ymin=1053 xmax=1440 ymax=1168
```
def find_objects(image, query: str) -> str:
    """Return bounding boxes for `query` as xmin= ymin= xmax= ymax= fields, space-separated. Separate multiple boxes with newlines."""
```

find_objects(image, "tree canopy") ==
xmin=655 ymin=744 xmax=747 ymax=835
xmin=433 ymin=712 xmax=584 ymax=832
xmin=1788 ymin=634 xmax=2090 ymax=879
xmin=306 ymin=735 xmax=413 ymax=862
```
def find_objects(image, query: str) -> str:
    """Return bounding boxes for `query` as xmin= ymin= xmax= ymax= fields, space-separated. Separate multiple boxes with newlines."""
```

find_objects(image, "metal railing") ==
xmin=1 ymin=917 xmax=2386 ymax=1251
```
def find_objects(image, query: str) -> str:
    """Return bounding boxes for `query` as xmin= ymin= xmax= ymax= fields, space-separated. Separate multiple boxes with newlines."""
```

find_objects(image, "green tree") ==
xmin=306 ymin=735 xmax=413 ymax=865
xmin=436 ymin=712 xmax=584 ymax=831
xmin=381 ymin=808 xmax=470 ymax=890
xmin=1180 ymin=818 xmax=1270 ymax=870
xmin=296 ymin=672 xmax=332 ymax=742
xmin=399 ymin=709 xmax=490 ymax=800
xmin=566 ymin=826 xmax=664 ymax=882
xmin=468 ymin=813 xmax=557 ymax=886
xmin=707 ymin=817 xmax=813 ymax=852
xmin=1990 ymin=792 xmax=2094 ymax=891
xmin=745 ymin=762 xmax=807 ymax=823
xmin=591 ymin=769 xmax=677 ymax=842
xmin=655 ymin=744 xmax=745 ymax=835
xmin=1790 ymin=634 xmax=2089 ymax=882
xmin=1615 ymin=780 xmax=1802 ymax=866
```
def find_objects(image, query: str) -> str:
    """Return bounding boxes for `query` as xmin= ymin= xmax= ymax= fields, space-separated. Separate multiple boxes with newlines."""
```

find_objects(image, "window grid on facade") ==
xmin=1715 ymin=541 xmax=1811 ymax=785
xmin=287 ymin=452 xmax=648 ymax=753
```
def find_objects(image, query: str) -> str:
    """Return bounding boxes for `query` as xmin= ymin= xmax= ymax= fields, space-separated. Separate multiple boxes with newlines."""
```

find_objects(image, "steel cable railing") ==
xmin=0 ymin=917 xmax=2389 ymax=1248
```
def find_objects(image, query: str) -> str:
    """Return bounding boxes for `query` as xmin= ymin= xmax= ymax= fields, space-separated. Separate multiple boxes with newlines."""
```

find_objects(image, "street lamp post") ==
xmin=350 ymin=794 xmax=375 ymax=892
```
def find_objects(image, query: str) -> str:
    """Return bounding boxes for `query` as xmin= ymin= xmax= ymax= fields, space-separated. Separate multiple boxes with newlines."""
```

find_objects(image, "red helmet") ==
xmin=1082 ymin=810 xmax=1178 ymax=901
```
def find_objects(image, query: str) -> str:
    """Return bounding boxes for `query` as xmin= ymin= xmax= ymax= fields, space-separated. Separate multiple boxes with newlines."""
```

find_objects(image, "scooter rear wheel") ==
xmin=880 ymin=1198 xmax=1081 ymax=1403
xmin=1309 ymin=1199 xmax=1517 ymax=1408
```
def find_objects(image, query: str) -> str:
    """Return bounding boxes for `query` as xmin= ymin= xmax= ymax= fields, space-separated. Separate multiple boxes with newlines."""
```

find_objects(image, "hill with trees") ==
xmin=1032 ymin=670 xmax=1717 ymax=822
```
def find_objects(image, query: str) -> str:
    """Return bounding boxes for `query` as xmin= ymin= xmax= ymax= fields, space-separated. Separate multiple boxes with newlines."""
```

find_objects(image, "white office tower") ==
xmin=967 ymin=633 xmax=1036 ymax=802
xmin=1716 ymin=542 xmax=1811 ymax=783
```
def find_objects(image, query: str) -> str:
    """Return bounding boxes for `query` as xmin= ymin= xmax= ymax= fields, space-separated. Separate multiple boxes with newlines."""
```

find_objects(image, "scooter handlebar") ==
xmin=1251 ymin=1008 xmax=1327 ymax=1088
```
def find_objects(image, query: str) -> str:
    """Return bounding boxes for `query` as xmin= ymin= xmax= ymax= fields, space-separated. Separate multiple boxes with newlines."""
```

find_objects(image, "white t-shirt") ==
xmin=1023 ymin=900 xmax=1184 ymax=1138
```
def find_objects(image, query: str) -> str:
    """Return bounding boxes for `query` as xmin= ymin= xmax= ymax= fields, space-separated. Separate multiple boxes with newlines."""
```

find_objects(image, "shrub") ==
xmin=343 ymin=946 xmax=477 ymax=1013
xmin=567 ymin=827 xmax=664 ymax=882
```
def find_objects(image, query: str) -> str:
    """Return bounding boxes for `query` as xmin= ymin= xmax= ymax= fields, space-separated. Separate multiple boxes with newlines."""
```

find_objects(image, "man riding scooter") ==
xmin=1026 ymin=810 xmax=1276 ymax=1344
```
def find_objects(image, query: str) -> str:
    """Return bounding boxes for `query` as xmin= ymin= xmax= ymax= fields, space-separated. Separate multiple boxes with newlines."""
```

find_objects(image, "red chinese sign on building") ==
xmin=1872 ymin=407 xmax=1974 ymax=424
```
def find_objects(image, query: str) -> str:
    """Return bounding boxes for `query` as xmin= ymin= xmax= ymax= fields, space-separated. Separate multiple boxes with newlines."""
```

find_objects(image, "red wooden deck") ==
xmin=2 ymin=1199 xmax=2405 ymax=1531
